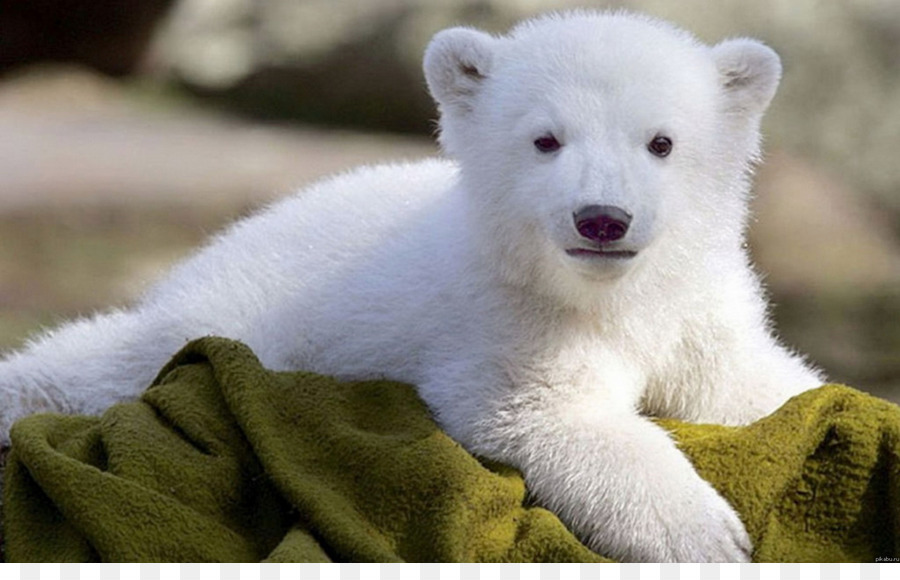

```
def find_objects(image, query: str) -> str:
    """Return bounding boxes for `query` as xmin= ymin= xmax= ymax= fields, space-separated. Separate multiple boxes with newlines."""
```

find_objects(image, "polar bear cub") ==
xmin=0 ymin=10 xmax=822 ymax=561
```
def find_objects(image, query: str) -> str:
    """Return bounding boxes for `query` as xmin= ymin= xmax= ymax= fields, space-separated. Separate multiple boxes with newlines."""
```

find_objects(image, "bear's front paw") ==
xmin=581 ymin=471 xmax=752 ymax=562
xmin=655 ymin=478 xmax=751 ymax=562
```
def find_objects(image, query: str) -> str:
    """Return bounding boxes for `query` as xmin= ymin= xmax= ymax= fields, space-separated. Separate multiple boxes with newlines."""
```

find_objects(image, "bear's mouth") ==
xmin=566 ymin=248 xmax=638 ymax=260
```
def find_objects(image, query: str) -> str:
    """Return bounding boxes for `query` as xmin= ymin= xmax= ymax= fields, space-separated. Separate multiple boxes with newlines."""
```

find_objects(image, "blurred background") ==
xmin=0 ymin=0 xmax=898 ymax=401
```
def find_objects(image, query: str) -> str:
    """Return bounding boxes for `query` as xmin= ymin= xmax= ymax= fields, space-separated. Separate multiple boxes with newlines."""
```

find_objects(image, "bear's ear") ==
xmin=424 ymin=27 xmax=496 ymax=114
xmin=712 ymin=38 xmax=782 ymax=116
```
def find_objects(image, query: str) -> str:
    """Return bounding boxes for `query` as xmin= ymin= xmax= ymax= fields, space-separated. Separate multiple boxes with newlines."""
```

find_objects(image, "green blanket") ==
xmin=3 ymin=337 xmax=898 ymax=562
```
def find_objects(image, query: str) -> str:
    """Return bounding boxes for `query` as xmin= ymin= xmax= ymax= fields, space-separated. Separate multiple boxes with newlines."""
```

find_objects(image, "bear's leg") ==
xmin=687 ymin=340 xmax=824 ymax=426
xmin=500 ymin=409 xmax=752 ymax=562
xmin=0 ymin=307 xmax=192 ymax=444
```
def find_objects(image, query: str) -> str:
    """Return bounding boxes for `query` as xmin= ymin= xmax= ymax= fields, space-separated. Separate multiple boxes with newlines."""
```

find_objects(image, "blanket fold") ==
xmin=3 ymin=337 xmax=898 ymax=562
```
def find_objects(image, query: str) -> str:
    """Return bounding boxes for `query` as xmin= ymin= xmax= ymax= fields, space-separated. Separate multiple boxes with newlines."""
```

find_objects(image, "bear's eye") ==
xmin=648 ymin=135 xmax=673 ymax=158
xmin=533 ymin=134 xmax=562 ymax=154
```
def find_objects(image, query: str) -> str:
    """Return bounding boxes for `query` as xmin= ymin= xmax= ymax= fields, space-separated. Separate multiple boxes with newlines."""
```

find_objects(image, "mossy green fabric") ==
xmin=4 ymin=337 xmax=899 ymax=562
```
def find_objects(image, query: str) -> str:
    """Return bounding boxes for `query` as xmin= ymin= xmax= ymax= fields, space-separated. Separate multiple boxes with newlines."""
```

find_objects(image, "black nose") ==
xmin=573 ymin=205 xmax=632 ymax=243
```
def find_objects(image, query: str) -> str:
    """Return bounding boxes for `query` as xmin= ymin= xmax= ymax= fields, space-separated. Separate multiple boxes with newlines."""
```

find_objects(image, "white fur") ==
xmin=0 ymin=11 xmax=822 ymax=562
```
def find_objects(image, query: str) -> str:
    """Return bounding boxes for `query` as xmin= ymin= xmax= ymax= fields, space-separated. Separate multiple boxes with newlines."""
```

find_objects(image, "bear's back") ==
xmin=141 ymin=157 xmax=461 ymax=334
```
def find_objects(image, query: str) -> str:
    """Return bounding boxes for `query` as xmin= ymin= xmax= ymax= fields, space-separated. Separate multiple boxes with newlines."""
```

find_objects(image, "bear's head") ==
xmin=424 ymin=11 xmax=782 ymax=309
